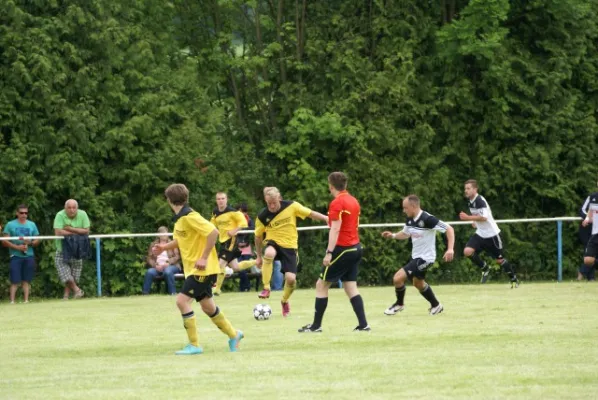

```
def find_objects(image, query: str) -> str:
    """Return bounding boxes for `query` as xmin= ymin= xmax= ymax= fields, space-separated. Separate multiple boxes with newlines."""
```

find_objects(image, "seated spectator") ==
xmin=142 ymin=226 xmax=181 ymax=295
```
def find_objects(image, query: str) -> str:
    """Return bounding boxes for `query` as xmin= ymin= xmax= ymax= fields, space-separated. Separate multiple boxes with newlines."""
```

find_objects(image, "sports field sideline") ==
xmin=1 ymin=282 xmax=597 ymax=400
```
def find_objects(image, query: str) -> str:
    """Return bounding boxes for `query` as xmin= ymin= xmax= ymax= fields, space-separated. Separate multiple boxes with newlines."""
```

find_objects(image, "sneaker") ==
xmin=281 ymin=301 xmax=290 ymax=317
xmin=228 ymin=330 xmax=244 ymax=352
xmin=175 ymin=343 xmax=203 ymax=355
xmin=480 ymin=267 xmax=490 ymax=284
xmin=511 ymin=279 xmax=519 ymax=289
xmin=384 ymin=303 xmax=404 ymax=315
xmin=298 ymin=324 xmax=322 ymax=333
xmin=353 ymin=325 xmax=371 ymax=332
xmin=429 ymin=303 xmax=444 ymax=315
xmin=258 ymin=289 xmax=271 ymax=299
xmin=74 ymin=290 xmax=84 ymax=299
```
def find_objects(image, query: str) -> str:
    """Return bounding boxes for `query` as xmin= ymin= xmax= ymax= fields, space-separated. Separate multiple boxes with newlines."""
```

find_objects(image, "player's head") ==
xmin=215 ymin=192 xmax=228 ymax=210
xmin=328 ymin=172 xmax=348 ymax=194
xmin=464 ymin=179 xmax=478 ymax=199
xmin=237 ymin=203 xmax=248 ymax=213
xmin=65 ymin=199 xmax=79 ymax=218
xmin=264 ymin=187 xmax=282 ymax=212
xmin=402 ymin=195 xmax=421 ymax=218
xmin=165 ymin=184 xmax=189 ymax=208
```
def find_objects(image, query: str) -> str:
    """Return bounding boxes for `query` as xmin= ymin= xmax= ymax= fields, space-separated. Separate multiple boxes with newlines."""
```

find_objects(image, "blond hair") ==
xmin=263 ymin=186 xmax=281 ymax=199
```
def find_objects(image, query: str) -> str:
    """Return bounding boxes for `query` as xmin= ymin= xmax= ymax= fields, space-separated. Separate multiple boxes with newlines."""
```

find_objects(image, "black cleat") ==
xmin=298 ymin=324 xmax=322 ymax=333
xmin=353 ymin=325 xmax=371 ymax=332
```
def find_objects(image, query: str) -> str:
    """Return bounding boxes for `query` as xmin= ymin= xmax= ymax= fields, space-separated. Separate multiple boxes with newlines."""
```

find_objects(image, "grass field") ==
xmin=1 ymin=282 xmax=598 ymax=400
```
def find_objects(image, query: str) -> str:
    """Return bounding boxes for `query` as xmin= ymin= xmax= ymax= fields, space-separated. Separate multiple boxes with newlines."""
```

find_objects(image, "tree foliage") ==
xmin=1 ymin=0 xmax=597 ymax=297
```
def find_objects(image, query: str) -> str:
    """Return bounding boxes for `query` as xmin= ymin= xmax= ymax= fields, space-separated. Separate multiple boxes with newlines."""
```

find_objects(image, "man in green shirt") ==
xmin=53 ymin=199 xmax=91 ymax=300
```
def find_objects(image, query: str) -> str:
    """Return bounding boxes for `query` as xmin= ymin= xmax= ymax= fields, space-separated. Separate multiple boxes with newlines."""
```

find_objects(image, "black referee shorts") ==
xmin=585 ymin=234 xmax=598 ymax=259
xmin=319 ymin=244 xmax=362 ymax=282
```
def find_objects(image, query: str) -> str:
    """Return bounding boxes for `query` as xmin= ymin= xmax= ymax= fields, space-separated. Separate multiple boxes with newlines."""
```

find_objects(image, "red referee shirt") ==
xmin=328 ymin=191 xmax=360 ymax=246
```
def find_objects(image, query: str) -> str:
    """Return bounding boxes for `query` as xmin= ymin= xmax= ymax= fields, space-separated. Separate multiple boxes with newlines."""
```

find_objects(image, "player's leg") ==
xmin=384 ymin=266 xmax=408 ymax=315
xmin=175 ymin=280 xmax=202 ymax=355
xmin=490 ymin=235 xmax=519 ymax=288
xmin=341 ymin=245 xmax=368 ymax=330
xmin=298 ymin=278 xmax=331 ymax=332
xmin=198 ymin=275 xmax=243 ymax=352
xmin=412 ymin=275 xmax=443 ymax=315
xmin=280 ymin=249 xmax=299 ymax=317
xmin=259 ymin=245 xmax=277 ymax=298
xmin=213 ymin=257 xmax=228 ymax=296
xmin=464 ymin=235 xmax=489 ymax=283
xmin=583 ymin=234 xmax=598 ymax=269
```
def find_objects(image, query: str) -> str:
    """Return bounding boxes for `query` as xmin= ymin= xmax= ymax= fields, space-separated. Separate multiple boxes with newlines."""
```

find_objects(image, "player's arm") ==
xmin=459 ymin=211 xmax=487 ymax=222
xmin=381 ymin=231 xmax=410 ymax=240
xmin=254 ymin=220 xmax=265 ymax=266
xmin=200 ymin=229 xmax=218 ymax=261
xmin=309 ymin=210 xmax=328 ymax=223
xmin=582 ymin=204 xmax=595 ymax=227
xmin=326 ymin=219 xmax=341 ymax=252
xmin=580 ymin=196 xmax=590 ymax=219
xmin=228 ymin=212 xmax=248 ymax=237
xmin=442 ymin=224 xmax=455 ymax=262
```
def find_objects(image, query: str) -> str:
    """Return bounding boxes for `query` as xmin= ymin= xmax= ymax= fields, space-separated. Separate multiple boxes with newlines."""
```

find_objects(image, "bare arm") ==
xmin=2 ymin=234 xmax=27 ymax=251
xmin=55 ymin=228 xmax=73 ymax=236
xmin=443 ymin=226 xmax=455 ymax=262
xmin=381 ymin=231 xmax=410 ymax=240
xmin=64 ymin=226 xmax=90 ymax=235
xmin=326 ymin=220 xmax=341 ymax=252
xmin=309 ymin=211 xmax=329 ymax=223
xmin=459 ymin=212 xmax=487 ymax=222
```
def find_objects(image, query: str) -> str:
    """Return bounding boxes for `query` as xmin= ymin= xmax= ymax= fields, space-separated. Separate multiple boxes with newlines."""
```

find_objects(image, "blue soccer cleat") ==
xmin=228 ymin=330 xmax=244 ymax=352
xmin=175 ymin=344 xmax=203 ymax=355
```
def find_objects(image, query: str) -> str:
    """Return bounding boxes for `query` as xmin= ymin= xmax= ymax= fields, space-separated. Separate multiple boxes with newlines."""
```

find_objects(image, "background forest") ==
xmin=1 ymin=0 xmax=597 ymax=297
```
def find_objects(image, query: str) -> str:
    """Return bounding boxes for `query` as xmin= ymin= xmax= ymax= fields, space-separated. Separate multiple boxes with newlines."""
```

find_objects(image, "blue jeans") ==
xmin=143 ymin=265 xmax=180 ymax=294
xmin=271 ymin=260 xmax=284 ymax=291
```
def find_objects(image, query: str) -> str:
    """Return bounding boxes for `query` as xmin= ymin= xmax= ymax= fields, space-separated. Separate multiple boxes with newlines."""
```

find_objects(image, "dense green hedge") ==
xmin=1 ymin=0 xmax=596 ymax=298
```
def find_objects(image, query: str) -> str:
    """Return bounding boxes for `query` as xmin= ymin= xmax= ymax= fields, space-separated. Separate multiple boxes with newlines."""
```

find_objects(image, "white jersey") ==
xmin=467 ymin=195 xmax=500 ymax=238
xmin=582 ymin=192 xmax=598 ymax=235
xmin=401 ymin=210 xmax=450 ymax=263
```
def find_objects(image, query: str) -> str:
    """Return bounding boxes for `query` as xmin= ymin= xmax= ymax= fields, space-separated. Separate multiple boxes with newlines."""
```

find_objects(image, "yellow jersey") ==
xmin=173 ymin=206 xmax=220 ymax=277
xmin=210 ymin=206 xmax=248 ymax=243
xmin=255 ymin=201 xmax=312 ymax=249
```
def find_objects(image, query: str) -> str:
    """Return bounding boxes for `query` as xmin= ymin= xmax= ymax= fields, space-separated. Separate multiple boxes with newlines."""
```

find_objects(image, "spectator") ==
xmin=53 ymin=199 xmax=90 ymax=300
xmin=3 ymin=204 xmax=40 ymax=304
xmin=142 ymin=226 xmax=181 ymax=295
xmin=578 ymin=191 xmax=596 ymax=281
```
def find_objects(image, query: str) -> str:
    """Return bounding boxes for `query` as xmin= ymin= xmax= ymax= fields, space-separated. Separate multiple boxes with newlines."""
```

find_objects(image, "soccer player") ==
xmin=152 ymin=184 xmax=243 ymax=355
xmin=254 ymin=187 xmax=328 ymax=317
xmin=381 ymin=195 xmax=454 ymax=316
xmin=459 ymin=179 xmax=519 ymax=287
xmin=581 ymin=190 xmax=598 ymax=271
xmin=210 ymin=192 xmax=256 ymax=295
xmin=298 ymin=172 xmax=369 ymax=332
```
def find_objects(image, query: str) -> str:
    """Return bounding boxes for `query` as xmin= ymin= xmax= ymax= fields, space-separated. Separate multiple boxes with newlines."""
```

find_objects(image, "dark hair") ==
xmin=17 ymin=204 xmax=28 ymax=210
xmin=236 ymin=202 xmax=248 ymax=213
xmin=165 ymin=184 xmax=189 ymax=206
xmin=328 ymin=172 xmax=348 ymax=191
xmin=465 ymin=179 xmax=478 ymax=189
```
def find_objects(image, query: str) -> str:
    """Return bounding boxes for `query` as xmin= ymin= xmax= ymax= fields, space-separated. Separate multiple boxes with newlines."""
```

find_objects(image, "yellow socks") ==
xmin=281 ymin=280 xmax=296 ymax=303
xmin=261 ymin=257 xmax=274 ymax=290
xmin=182 ymin=311 xmax=199 ymax=347
xmin=237 ymin=259 xmax=256 ymax=271
xmin=210 ymin=307 xmax=237 ymax=338
xmin=214 ymin=267 xmax=226 ymax=293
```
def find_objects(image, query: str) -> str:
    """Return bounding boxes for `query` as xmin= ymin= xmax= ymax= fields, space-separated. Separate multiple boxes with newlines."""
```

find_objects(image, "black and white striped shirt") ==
xmin=401 ymin=210 xmax=450 ymax=263
xmin=467 ymin=195 xmax=500 ymax=238
xmin=581 ymin=192 xmax=598 ymax=235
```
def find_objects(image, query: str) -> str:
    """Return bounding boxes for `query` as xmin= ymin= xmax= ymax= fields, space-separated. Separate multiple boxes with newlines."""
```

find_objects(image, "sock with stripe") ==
xmin=395 ymin=285 xmax=406 ymax=306
xmin=209 ymin=307 xmax=237 ymax=339
xmin=419 ymin=283 xmax=439 ymax=307
xmin=182 ymin=311 xmax=199 ymax=347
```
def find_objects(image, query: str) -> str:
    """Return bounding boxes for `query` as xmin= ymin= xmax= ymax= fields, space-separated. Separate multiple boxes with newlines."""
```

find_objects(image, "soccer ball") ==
xmin=253 ymin=304 xmax=272 ymax=321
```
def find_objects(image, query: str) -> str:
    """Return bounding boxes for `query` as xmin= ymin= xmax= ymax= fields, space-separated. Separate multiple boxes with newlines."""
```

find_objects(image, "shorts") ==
xmin=585 ymin=234 xmax=598 ymax=259
xmin=9 ymin=256 xmax=36 ymax=284
xmin=466 ymin=234 xmax=505 ymax=259
xmin=218 ymin=238 xmax=242 ymax=264
xmin=264 ymin=240 xmax=298 ymax=274
xmin=181 ymin=274 xmax=217 ymax=302
xmin=402 ymin=258 xmax=432 ymax=280
xmin=319 ymin=244 xmax=362 ymax=282
xmin=55 ymin=251 xmax=84 ymax=283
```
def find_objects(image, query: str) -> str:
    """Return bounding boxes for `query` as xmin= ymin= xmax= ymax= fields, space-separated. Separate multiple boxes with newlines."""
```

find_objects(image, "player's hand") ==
xmin=151 ymin=244 xmax=163 ymax=256
xmin=323 ymin=253 xmax=332 ymax=267
xmin=582 ymin=219 xmax=591 ymax=227
xmin=381 ymin=231 xmax=393 ymax=238
xmin=255 ymin=257 xmax=262 ymax=269
xmin=443 ymin=249 xmax=454 ymax=262
xmin=195 ymin=258 xmax=207 ymax=270
xmin=227 ymin=230 xmax=237 ymax=237
xmin=459 ymin=212 xmax=469 ymax=221
xmin=471 ymin=222 xmax=477 ymax=228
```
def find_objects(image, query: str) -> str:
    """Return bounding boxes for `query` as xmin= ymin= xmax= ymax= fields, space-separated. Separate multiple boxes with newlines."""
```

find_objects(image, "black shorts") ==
xmin=264 ymin=241 xmax=298 ymax=274
xmin=218 ymin=239 xmax=242 ymax=264
xmin=320 ymin=244 xmax=362 ymax=282
xmin=466 ymin=234 xmax=505 ymax=259
xmin=181 ymin=274 xmax=217 ymax=302
xmin=584 ymin=234 xmax=598 ymax=258
xmin=402 ymin=258 xmax=432 ymax=280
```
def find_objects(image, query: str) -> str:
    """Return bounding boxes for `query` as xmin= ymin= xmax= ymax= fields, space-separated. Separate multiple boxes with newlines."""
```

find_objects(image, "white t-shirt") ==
xmin=156 ymin=250 xmax=169 ymax=267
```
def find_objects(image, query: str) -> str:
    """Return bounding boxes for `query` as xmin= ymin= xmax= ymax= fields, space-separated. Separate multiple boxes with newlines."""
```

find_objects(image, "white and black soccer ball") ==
xmin=253 ymin=304 xmax=272 ymax=321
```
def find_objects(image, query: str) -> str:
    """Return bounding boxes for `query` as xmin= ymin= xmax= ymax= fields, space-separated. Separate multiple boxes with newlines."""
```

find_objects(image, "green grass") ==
xmin=1 ymin=282 xmax=598 ymax=400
